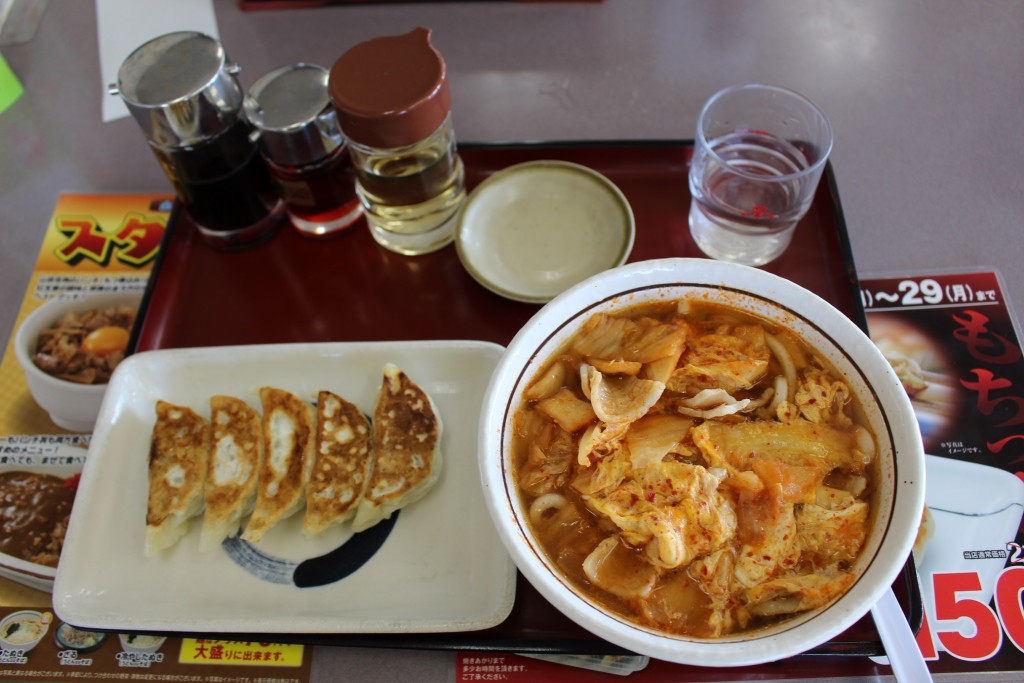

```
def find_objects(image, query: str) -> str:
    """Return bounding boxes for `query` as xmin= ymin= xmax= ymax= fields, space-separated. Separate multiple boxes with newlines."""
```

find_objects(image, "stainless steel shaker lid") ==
xmin=112 ymin=32 xmax=244 ymax=148
xmin=243 ymin=63 xmax=344 ymax=167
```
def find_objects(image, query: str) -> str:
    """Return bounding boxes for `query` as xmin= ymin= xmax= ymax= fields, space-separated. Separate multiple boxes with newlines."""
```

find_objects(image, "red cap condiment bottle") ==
xmin=329 ymin=27 xmax=466 ymax=255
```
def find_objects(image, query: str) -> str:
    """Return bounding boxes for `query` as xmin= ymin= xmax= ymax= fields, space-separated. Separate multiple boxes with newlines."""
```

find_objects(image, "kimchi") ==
xmin=512 ymin=300 xmax=876 ymax=638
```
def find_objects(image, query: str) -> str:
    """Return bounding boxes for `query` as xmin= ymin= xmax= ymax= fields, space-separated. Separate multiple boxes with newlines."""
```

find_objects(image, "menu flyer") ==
xmin=862 ymin=270 xmax=1024 ymax=678
xmin=0 ymin=194 xmax=312 ymax=683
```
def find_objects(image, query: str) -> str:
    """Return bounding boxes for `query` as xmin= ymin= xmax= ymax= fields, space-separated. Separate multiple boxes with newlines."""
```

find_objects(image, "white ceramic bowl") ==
xmin=14 ymin=291 xmax=142 ymax=433
xmin=54 ymin=622 xmax=107 ymax=652
xmin=478 ymin=258 xmax=925 ymax=667
xmin=118 ymin=633 xmax=167 ymax=654
xmin=0 ymin=610 xmax=51 ymax=652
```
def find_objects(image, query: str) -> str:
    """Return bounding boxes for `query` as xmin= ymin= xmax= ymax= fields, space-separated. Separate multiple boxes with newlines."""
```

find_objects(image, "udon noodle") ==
xmin=511 ymin=299 xmax=876 ymax=638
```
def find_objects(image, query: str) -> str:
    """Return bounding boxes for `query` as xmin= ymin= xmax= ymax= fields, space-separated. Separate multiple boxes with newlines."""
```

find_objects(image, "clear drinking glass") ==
xmin=688 ymin=84 xmax=833 ymax=266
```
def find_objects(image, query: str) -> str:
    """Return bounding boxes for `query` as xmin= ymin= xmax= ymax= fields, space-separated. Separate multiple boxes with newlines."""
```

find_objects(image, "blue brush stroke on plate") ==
xmin=294 ymin=513 xmax=398 ymax=588
xmin=221 ymin=512 xmax=399 ymax=588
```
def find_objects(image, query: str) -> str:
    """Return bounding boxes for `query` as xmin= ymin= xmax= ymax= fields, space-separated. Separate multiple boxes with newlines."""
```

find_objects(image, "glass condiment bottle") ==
xmin=244 ymin=64 xmax=362 ymax=238
xmin=328 ymin=27 xmax=466 ymax=255
xmin=111 ymin=31 xmax=285 ymax=250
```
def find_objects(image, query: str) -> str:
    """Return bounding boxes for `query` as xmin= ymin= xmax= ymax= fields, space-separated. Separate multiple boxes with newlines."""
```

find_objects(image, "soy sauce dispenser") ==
xmin=111 ymin=31 xmax=285 ymax=250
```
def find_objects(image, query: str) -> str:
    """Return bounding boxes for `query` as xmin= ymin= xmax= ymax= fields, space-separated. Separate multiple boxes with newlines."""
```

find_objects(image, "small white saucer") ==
xmin=455 ymin=160 xmax=635 ymax=303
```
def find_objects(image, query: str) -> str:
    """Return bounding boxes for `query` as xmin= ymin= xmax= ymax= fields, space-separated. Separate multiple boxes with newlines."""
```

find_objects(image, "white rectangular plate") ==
xmin=53 ymin=340 xmax=516 ymax=634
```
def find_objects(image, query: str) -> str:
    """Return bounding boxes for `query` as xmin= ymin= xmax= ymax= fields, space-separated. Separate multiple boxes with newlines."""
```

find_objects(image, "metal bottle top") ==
xmin=111 ymin=31 xmax=244 ymax=149
xmin=243 ymin=63 xmax=344 ymax=168
xmin=328 ymin=27 xmax=452 ymax=149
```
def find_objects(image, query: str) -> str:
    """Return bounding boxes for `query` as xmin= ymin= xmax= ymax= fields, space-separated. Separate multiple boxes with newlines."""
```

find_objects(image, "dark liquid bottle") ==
xmin=151 ymin=118 xmax=281 ymax=237
xmin=244 ymin=63 xmax=362 ymax=238
xmin=263 ymin=147 xmax=362 ymax=237
xmin=113 ymin=31 xmax=285 ymax=250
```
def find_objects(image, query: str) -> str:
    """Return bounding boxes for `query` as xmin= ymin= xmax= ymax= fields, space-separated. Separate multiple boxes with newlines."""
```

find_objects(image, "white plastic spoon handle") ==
xmin=871 ymin=587 xmax=934 ymax=683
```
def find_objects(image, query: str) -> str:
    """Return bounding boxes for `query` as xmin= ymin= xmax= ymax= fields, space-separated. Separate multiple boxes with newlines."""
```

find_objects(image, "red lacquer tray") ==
xmin=134 ymin=140 xmax=919 ymax=657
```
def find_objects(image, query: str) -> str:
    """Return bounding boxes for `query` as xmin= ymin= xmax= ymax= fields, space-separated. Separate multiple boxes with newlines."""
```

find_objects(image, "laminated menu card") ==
xmin=0 ymin=192 xmax=170 ymax=440
xmin=0 ymin=194 xmax=312 ymax=683
xmin=860 ymin=269 xmax=1024 ymax=677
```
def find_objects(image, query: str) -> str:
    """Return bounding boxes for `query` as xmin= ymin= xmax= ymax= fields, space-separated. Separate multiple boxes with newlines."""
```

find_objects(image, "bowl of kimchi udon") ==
xmin=478 ymin=257 xmax=924 ymax=666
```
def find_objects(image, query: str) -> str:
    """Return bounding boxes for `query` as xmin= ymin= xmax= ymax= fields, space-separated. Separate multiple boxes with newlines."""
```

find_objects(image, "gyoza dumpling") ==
xmin=242 ymin=387 xmax=314 ymax=543
xmin=351 ymin=364 xmax=442 ymax=532
xmin=200 ymin=395 xmax=262 ymax=551
xmin=303 ymin=390 xmax=373 ymax=536
xmin=145 ymin=401 xmax=209 ymax=556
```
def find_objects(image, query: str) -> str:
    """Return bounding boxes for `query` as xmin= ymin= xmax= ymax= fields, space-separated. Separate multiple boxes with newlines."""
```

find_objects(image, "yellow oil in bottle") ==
xmin=349 ymin=120 xmax=465 ymax=255
xmin=329 ymin=28 xmax=468 ymax=256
